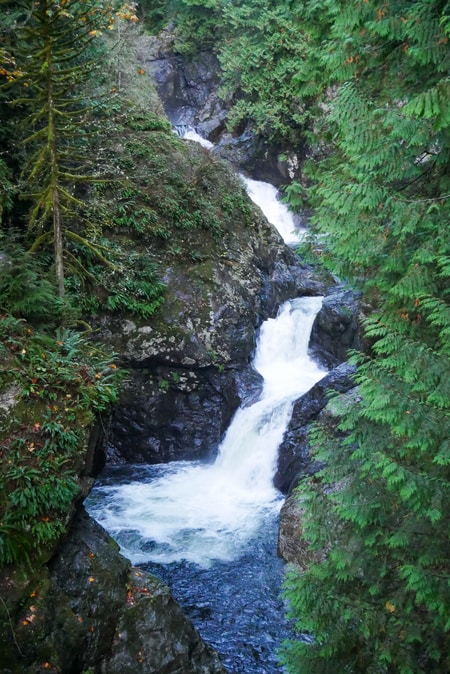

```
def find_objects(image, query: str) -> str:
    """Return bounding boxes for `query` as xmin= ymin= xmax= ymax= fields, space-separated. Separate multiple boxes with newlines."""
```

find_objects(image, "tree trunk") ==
xmin=53 ymin=188 xmax=65 ymax=297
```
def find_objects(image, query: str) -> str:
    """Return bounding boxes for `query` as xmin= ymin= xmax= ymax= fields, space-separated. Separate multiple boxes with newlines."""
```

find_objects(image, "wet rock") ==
xmin=141 ymin=33 xmax=226 ymax=137
xmin=310 ymin=287 xmax=361 ymax=368
xmin=47 ymin=509 xmax=131 ymax=671
xmin=104 ymin=570 xmax=226 ymax=674
xmin=277 ymin=387 xmax=359 ymax=565
xmin=108 ymin=366 xmax=241 ymax=463
xmin=277 ymin=492 xmax=320 ymax=568
xmin=233 ymin=365 xmax=264 ymax=408
xmin=214 ymin=131 xmax=293 ymax=187
xmin=274 ymin=363 xmax=356 ymax=493
xmin=261 ymin=259 xmax=328 ymax=316
xmin=1 ymin=508 xmax=226 ymax=673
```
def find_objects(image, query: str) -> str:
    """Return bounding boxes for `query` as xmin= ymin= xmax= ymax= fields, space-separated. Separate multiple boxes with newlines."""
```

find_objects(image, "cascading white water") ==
xmin=181 ymin=128 xmax=214 ymax=149
xmin=86 ymin=130 xmax=325 ymax=574
xmin=86 ymin=296 xmax=326 ymax=568
xmin=178 ymin=128 xmax=304 ymax=245
xmin=240 ymin=176 xmax=305 ymax=246
xmin=85 ymin=125 xmax=328 ymax=672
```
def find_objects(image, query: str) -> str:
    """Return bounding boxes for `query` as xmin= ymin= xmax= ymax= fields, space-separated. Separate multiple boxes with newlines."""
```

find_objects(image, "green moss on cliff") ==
xmin=0 ymin=316 xmax=121 ymax=568
xmin=73 ymin=106 xmax=255 ymax=321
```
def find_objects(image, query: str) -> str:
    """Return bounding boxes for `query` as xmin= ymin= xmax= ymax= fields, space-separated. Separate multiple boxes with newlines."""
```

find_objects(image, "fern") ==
xmin=0 ymin=235 xmax=62 ymax=324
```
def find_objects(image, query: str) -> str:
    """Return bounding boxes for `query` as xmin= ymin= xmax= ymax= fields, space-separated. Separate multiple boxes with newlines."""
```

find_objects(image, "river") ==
xmin=86 ymin=134 xmax=326 ymax=673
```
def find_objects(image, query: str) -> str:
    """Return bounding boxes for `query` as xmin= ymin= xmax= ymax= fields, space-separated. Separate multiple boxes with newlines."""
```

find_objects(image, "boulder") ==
xmin=310 ymin=287 xmax=361 ymax=368
xmin=274 ymin=363 xmax=356 ymax=493
xmin=214 ymin=131 xmax=294 ymax=187
xmin=277 ymin=491 xmax=319 ymax=568
xmin=104 ymin=568 xmax=225 ymax=674
xmin=0 ymin=508 xmax=226 ymax=673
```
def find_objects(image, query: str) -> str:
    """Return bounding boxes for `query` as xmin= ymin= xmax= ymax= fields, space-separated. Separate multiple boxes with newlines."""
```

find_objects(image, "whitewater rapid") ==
xmin=86 ymin=296 xmax=326 ymax=567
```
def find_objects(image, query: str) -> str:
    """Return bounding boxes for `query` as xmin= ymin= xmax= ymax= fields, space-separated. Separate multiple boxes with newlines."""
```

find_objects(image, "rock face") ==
xmin=310 ymin=287 xmax=361 ymax=368
xmin=0 ymin=508 xmax=226 ymax=673
xmin=274 ymin=362 xmax=357 ymax=494
xmin=98 ymin=204 xmax=330 ymax=465
xmin=139 ymin=29 xmax=226 ymax=139
xmin=277 ymin=386 xmax=360 ymax=565
xmin=277 ymin=492 xmax=319 ymax=568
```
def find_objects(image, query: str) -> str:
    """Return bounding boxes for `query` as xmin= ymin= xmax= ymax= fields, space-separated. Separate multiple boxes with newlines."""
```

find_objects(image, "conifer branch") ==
xmin=65 ymin=230 xmax=117 ymax=269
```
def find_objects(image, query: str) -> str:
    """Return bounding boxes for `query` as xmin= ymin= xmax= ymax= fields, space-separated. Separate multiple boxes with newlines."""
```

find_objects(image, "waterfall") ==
xmin=85 ymin=151 xmax=327 ymax=670
xmin=239 ymin=176 xmax=305 ymax=246
xmin=86 ymin=296 xmax=326 ymax=568
xmin=178 ymin=127 xmax=304 ymax=245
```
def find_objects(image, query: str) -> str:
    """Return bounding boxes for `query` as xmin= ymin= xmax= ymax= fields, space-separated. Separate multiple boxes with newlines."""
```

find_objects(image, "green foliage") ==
xmin=0 ymin=234 xmax=63 ymax=325
xmin=1 ymin=3 xmax=253 ymax=322
xmin=0 ymin=0 xmax=139 ymax=296
xmin=217 ymin=0 xmax=309 ymax=141
xmin=140 ymin=0 xmax=310 ymax=140
xmin=0 ymin=158 xmax=14 ymax=219
xmin=170 ymin=0 xmax=221 ymax=53
xmin=78 ymin=105 xmax=250 ymax=265
xmin=138 ymin=0 xmax=315 ymax=144
xmin=2 ymin=1 xmax=108 ymax=294
xmin=0 ymin=315 xmax=121 ymax=567
xmin=138 ymin=0 xmax=170 ymax=33
xmin=58 ymin=104 xmax=254 ymax=317
xmin=280 ymin=1 xmax=450 ymax=672
xmin=139 ymin=0 xmax=221 ymax=52
xmin=67 ymin=242 xmax=166 ymax=319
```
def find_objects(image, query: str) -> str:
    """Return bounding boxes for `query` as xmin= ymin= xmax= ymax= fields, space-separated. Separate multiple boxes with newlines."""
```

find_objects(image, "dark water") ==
xmin=142 ymin=512 xmax=291 ymax=674
xmin=87 ymin=465 xmax=293 ymax=673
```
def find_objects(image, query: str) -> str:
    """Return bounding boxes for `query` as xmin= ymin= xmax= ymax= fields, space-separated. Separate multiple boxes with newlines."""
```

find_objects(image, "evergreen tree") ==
xmin=0 ymin=0 xmax=137 ymax=297
xmin=281 ymin=1 xmax=450 ymax=672
xmin=217 ymin=0 xmax=308 ymax=141
xmin=139 ymin=0 xmax=221 ymax=50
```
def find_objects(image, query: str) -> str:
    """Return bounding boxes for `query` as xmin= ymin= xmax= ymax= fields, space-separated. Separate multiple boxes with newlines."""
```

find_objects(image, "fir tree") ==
xmin=281 ymin=1 xmax=450 ymax=672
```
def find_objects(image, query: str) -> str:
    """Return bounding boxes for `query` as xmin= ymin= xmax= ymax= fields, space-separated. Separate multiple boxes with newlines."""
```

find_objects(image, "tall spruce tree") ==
xmin=281 ymin=1 xmax=450 ymax=672
xmin=1 ymin=0 xmax=137 ymax=297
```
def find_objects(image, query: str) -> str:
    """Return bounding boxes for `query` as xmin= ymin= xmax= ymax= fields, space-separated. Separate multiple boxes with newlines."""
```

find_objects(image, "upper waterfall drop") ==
xmin=240 ymin=176 xmax=305 ymax=246
xmin=181 ymin=128 xmax=214 ymax=149
xmin=179 ymin=127 xmax=304 ymax=245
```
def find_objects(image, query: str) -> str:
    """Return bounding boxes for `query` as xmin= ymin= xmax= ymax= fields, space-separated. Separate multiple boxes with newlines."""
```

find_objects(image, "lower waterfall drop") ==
xmin=87 ymin=296 xmax=325 ymax=568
